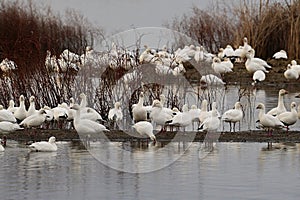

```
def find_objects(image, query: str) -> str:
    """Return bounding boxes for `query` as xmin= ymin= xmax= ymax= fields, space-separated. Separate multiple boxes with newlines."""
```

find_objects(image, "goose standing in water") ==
xmin=29 ymin=136 xmax=57 ymax=152
xmin=256 ymin=103 xmax=285 ymax=136
xmin=284 ymin=64 xmax=299 ymax=80
xmin=277 ymin=102 xmax=297 ymax=132
xmin=198 ymin=106 xmax=220 ymax=132
xmin=267 ymin=89 xmax=288 ymax=116
xmin=166 ymin=104 xmax=192 ymax=130
xmin=222 ymin=102 xmax=243 ymax=132
xmin=132 ymin=121 xmax=156 ymax=142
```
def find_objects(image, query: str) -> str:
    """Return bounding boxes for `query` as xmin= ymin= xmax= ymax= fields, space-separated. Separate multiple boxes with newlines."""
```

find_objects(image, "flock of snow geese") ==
xmin=0 ymin=36 xmax=299 ymax=152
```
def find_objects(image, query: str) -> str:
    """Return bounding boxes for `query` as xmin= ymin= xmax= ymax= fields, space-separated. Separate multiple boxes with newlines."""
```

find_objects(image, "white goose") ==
xmin=256 ymin=103 xmax=285 ymax=135
xmin=284 ymin=64 xmax=299 ymax=80
xmin=149 ymin=99 xmax=173 ymax=131
xmin=20 ymin=109 xmax=47 ymax=128
xmin=291 ymin=60 xmax=300 ymax=74
xmin=132 ymin=121 xmax=156 ymax=142
xmin=7 ymin=100 xmax=17 ymax=114
xmin=222 ymin=102 xmax=243 ymax=132
xmin=71 ymin=104 xmax=109 ymax=135
xmin=198 ymin=106 xmax=220 ymax=132
xmin=0 ymin=105 xmax=17 ymax=123
xmin=189 ymin=105 xmax=201 ymax=129
xmin=211 ymin=57 xmax=232 ymax=75
xmin=245 ymin=49 xmax=271 ymax=73
xmin=199 ymin=100 xmax=209 ymax=123
xmin=108 ymin=102 xmax=123 ymax=122
xmin=78 ymin=94 xmax=104 ymax=122
xmin=0 ymin=121 xmax=23 ymax=133
xmin=26 ymin=96 xmax=38 ymax=117
xmin=132 ymin=92 xmax=147 ymax=123
xmin=166 ymin=104 xmax=192 ymax=128
xmin=14 ymin=95 xmax=27 ymax=122
xmin=252 ymin=70 xmax=266 ymax=84
xmin=267 ymin=89 xmax=288 ymax=116
xmin=277 ymin=102 xmax=297 ymax=131
xmin=29 ymin=136 xmax=57 ymax=152
xmin=273 ymin=50 xmax=287 ymax=59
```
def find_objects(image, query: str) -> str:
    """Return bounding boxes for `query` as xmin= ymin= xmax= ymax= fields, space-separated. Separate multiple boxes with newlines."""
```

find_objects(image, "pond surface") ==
xmin=1 ymin=141 xmax=300 ymax=200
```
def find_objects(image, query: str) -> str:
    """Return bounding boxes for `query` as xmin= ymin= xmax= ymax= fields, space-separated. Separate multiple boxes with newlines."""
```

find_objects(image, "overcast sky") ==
xmin=30 ymin=0 xmax=210 ymax=33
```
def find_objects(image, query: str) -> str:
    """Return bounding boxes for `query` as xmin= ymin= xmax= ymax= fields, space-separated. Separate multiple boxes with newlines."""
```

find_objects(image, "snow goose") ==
xmin=284 ymin=64 xmax=299 ymax=80
xmin=166 ymin=104 xmax=192 ymax=128
xmin=241 ymin=37 xmax=253 ymax=59
xmin=199 ymin=100 xmax=209 ymax=123
xmin=256 ymin=103 xmax=285 ymax=135
xmin=245 ymin=50 xmax=271 ymax=73
xmin=14 ymin=95 xmax=27 ymax=122
xmin=7 ymin=100 xmax=17 ymax=114
xmin=223 ymin=45 xmax=235 ymax=57
xmin=71 ymin=104 xmax=109 ymax=136
xmin=29 ymin=136 xmax=57 ymax=152
xmin=221 ymin=57 xmax=234 ymax=69
xmin=290 ymin=60 xmax=300 ymax=75
xmin=211 ymin=57 xmax=232 ymax=75
xmin=252 ymin=70 xmax=266 ymax=84
xmin=26 ymin=96 xmax=38 ymax=117
xmin=149 ymin=99 xmax=173 ymax=131
xmin=0 ymin=105 xmax=16 ymax=123
xmin=277 ymin=102 xmax=297 ymax=131
xmin=132 ymin=121 xmax=156 ymax=142
xmin=222 ymin=102 xmax=243 ymax=132
xmin=267 ymin=89 xmax=288 ymax=116
xmin=108 ymin=102 xmax=123 ymax=122
xmin=200 ymin=74 xmax=225 ymax=86
xmin=276 ymin=102 xmax=298 ymax=131
xmin=20 ymin=109 xmax=47 ymax=128
xmin=132 ymin=92 xmax=147 ymax=123
xmin=194 ymin=46 xmax=204 ymax=63
xmin=0 ymin=121 xmax=23 ymax=133
xmin=79 ymin=93 xmax=88 ymax=108
xmin=198 ymin=106 xmax=220 ymax=132
xmin=273 ymin=50 xmax=287 ymax=59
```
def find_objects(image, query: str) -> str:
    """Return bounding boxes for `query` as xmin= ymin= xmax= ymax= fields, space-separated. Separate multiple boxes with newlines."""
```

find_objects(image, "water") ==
xmin=1 ymin=141 xmax=300 ymax=200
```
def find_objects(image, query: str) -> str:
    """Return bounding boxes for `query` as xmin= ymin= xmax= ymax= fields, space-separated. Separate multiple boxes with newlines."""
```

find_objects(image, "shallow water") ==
xmin=1 ymin=141 xmax=300 ymax=200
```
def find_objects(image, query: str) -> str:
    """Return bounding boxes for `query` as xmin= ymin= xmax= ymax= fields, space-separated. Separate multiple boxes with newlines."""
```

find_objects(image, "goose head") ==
xmin=48 ymin=136 xmax=56 ymax=143
xmin=279 ymin=89 xmax=288 ymax=96
xmin=256 ymin=103 xmax=265 ymax=110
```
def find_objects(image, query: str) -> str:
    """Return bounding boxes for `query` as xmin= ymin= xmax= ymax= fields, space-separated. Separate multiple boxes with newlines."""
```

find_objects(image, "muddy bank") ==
xmin=4 ymin=129 xmax=300 ymax=143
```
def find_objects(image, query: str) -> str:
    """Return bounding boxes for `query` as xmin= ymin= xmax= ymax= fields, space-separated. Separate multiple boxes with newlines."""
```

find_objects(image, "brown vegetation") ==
xmin=166 ymin=0 xmax=300 ymax=59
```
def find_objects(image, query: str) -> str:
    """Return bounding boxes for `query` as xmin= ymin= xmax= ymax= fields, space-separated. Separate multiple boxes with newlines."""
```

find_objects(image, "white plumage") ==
xmin=0 ymin=106 xmax=16 ymax=123
xmin=108 ymin=102 xmax=123 ymax=122
xmin=29 ymin=136 xmax=57 ymax=152
xmin=277 ymin=102 xmax=297 ymax=130
xmin=132 ymin=92 xmax=147 ymax=123
xmin=273 ymin=50 xmax=287 ymax=59
xmin=222 ymin=102 xmax=243 ymax=132
xmin=256 ymin=103 xmax=285 ymax=133
xmin=0 ymin=121 xmax=23 ymax=133
xmin=71 ymin=104 xmax=109 ymax=136
xmin=284 ymin=64 xmax=299 ymax=80
xmin=267 ymin=89 xmax=288 ymax=116
xmin=245 ymin=50 xmax=271 ymax=73
xmin=13 ymin=95 xmax=27 ymax=122
xmin=252 ymin=70 xmax=266 ymax=84
xmin=132 ymin=121 xmax=156 ymax=141
xmin=20 ymin=109 xmax=47 ymax=128
xmin=198 ymin=107 xmax=220 ymax=132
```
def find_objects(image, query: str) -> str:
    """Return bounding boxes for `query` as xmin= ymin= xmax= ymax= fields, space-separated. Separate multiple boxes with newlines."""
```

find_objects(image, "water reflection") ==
xmin=1 ymin=141 xmax=300 ymax=199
